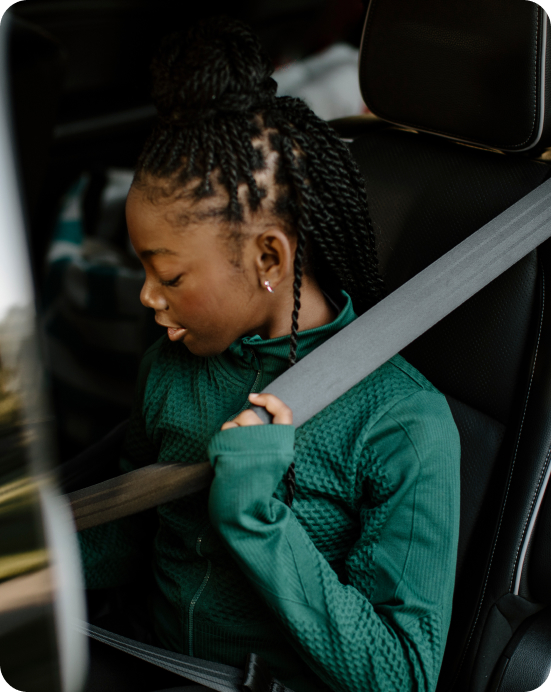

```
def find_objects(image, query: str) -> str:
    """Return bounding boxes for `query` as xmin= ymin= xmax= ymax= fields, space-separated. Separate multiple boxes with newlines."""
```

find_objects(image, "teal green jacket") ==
xmin=78 ymin=292 xmax=460 ymax=692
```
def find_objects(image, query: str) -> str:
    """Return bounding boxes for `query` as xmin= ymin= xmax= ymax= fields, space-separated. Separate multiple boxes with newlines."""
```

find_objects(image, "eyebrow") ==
xmin=140 ymin=248 xmax=178 ymax=259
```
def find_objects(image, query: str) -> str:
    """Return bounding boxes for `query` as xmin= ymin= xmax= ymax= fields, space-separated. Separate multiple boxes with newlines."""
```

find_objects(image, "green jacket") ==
xmin=78 ymin=292 xmax=460 ymax=692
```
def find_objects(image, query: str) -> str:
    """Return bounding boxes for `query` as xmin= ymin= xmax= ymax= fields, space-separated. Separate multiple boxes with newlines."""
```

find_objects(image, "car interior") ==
xmin=2 ymin=0 xmax=551 ymax=691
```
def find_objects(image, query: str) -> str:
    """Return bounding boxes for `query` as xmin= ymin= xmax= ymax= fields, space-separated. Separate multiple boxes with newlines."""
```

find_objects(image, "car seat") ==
xmin=333 ymin=0 xmax=551 ymax=690
xmin=50 ymin=1 xmax=551 ymax=691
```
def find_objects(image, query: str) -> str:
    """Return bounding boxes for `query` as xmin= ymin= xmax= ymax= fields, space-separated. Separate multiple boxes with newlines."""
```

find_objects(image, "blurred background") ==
xmin=6 ymin=0 xmax=369 ymax=463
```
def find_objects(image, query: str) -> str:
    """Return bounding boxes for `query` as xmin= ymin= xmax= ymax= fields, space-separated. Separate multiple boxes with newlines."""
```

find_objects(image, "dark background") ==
xmin=6 ymin=0 xmax=368 ymax=460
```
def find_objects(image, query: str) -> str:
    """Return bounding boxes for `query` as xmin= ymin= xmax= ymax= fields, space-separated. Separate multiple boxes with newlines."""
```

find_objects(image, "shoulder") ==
xmin=371 ymin=353 xmax=442 ymax=404
xmin=324 ymin=352 xmax=451 ymax=431
xmin=357 ymin=355 xmax=460 ymax=487
xmin=298 ymin=354 xmax=459 ymax=468
xmin=360 ymin=353 xmax=459 ymax=448
xmin=321 ymin=353 xmax=460 ymax=474
xmin=385 ymin=353 xmax=440 ymax=394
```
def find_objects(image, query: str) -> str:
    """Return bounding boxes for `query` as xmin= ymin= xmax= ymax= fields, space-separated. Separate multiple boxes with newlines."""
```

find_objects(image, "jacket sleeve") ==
xmin=77 ymin=343 xmax=162 ymax=590
xmin=207 ymin=390 xmax=460 ymax=692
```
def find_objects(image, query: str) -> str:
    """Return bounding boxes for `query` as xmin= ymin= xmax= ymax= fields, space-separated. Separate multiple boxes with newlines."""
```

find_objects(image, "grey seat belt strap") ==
xmin=68 ymin=176 xmax=551 ymax=528
xmin=75 ymin=621 xmax=293 ymax=692
xmin=69 ymin=461 xmax=213 ymax=532
xmin=253 ymin=176 xmax=551 ymax=425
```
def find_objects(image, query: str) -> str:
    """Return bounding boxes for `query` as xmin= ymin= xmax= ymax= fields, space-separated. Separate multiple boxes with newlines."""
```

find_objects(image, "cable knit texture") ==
xmin=78 ymin=291 xmax=460 ymax=692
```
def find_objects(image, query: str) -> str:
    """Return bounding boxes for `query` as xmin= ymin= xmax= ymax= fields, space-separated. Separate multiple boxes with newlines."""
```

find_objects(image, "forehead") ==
xmin=125 ymin=184 xmax=228 ymax=249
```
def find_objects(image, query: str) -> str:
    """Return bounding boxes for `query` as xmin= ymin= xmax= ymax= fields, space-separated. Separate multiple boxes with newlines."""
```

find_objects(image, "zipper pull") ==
xmin=248 ymin=346 xmax=261 ymax=372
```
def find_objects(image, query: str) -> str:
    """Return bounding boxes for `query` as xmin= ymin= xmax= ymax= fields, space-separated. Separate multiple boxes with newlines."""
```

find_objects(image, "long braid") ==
xmin=289 ymin=229 xmax=306 ymax=366
xmin=267 ymin=122 xmax=309 ymax=508
xmin=276 ymin=123 xmax=311 ymax=366
xmin=284 ymin=225 xmax=306 ymax=507
xmin=134 ymin=16 xmax=386 ymax=508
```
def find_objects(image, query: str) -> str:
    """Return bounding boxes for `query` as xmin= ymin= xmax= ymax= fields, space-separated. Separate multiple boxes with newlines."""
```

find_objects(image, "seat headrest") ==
xmin=359 ymin=0 xmax=551 ymax=153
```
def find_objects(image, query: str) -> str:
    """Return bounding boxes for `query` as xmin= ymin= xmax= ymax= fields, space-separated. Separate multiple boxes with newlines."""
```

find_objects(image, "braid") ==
xmin=199 ymin=122 xmax=216 ymax=195
xmin=225 ymin=115 xmax=263 ymax=211
xmin=275 ymin=122 xmax=311 ymax=367
xmin=285 ymin=220 xmax=306 ymax=507
xmin=134 ymin=17 xmax=386 ymax=509
xmin=166 ymin=129 xmax=185 ymax=176
xmin=289 ymin=231 xmax=306 ymax=367
xmin=217 ymin=119 xmax=244 ymax=220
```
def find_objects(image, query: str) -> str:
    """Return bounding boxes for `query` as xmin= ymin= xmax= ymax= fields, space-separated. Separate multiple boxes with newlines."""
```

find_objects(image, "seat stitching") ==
xmin=452 ymin=265 xmax=545 ymax=687
xmin=508 ymin=266 xmax=546 ymax=590
xmin=510 ymin=444 xmax=551 ymax=593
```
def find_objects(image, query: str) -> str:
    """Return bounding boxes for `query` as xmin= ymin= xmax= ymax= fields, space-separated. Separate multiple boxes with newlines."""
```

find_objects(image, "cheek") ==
xmin=174 ymin=262 xmax=251 ymax=326
xmin=175 ymin=269 xmax=254 ymax=357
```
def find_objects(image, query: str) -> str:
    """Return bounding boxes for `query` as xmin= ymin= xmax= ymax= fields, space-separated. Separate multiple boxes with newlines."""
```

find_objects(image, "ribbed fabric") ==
xmin=78 ymin=291 xmax=460 ymax=692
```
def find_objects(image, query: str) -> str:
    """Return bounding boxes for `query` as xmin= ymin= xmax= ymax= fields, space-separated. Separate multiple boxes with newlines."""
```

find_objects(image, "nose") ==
xmin=140 ymin=275 xmax=167 ymax=310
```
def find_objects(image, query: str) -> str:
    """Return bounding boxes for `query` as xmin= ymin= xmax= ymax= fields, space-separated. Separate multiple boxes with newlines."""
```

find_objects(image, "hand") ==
xmin=221 ymin=393 xmax=293 ymax=430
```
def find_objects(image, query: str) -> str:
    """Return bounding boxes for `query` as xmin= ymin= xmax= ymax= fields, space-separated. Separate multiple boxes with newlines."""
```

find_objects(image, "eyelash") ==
xmin=160 ymin=275 xmax=182 ymax=287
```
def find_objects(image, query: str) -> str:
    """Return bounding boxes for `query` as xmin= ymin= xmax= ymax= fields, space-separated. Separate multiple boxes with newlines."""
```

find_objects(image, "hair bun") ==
xmin=152 ymin=17 xmax=277 ymax=125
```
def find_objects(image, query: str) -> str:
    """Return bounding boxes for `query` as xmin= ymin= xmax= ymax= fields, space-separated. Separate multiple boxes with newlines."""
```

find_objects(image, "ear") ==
xmin=253 ymin=228 xmax=295 ymax=290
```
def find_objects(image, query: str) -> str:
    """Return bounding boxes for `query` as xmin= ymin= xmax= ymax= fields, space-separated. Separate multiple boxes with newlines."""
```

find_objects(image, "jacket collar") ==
xmin=224 ymin=291 xmax=357 ymax=379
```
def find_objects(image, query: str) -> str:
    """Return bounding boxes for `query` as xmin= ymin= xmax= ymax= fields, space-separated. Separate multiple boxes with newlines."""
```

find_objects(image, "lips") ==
xmin=167 ymin=327 xmax=187 ymax=342
xmin=155 ymin=317 xmax=187 ymax=342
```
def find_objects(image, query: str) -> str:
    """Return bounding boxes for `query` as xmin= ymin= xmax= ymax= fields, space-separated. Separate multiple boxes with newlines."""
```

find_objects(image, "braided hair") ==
xmin=134 ymin=17 xmax=385 ymax=506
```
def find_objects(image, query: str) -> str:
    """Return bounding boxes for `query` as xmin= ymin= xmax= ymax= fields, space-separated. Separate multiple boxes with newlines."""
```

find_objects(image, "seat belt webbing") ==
xmin=76 ymin=621 xmax=293 ymax=692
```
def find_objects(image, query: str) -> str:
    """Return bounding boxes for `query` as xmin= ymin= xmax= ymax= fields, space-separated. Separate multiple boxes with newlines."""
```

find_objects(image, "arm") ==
xmin=77 ymin=343 xmax=162 ymax=590
xmin=207 ymin=390 xmax=460 ymax=692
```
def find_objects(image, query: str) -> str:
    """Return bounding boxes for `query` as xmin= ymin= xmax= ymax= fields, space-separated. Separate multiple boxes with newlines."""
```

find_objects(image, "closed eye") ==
xmin=160 ymin=274 xmax=183 ymax=287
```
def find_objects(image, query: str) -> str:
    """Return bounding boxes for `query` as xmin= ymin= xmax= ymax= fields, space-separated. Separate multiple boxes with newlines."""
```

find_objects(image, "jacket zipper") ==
xmin=188 ymin=527 xmax=212 ymax=657
xmin=188 ymin=349 xmax=261 ymax=655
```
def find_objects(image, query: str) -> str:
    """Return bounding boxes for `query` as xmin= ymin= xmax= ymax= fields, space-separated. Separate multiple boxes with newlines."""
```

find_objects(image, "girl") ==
xmin=78 ymin=17 xmax=460 ymax=692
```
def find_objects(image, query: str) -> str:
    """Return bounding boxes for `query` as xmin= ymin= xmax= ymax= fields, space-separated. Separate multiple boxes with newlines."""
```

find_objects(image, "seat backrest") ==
xmin=346 ymin=1 xmax=551 ymax=690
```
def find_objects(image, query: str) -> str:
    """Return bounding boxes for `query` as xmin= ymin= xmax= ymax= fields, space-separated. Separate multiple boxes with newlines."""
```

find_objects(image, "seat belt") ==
xmin=75 ymin=621 xmax=293 ymax=692
xmin=67 ymin=174 xmax=551 ymax=531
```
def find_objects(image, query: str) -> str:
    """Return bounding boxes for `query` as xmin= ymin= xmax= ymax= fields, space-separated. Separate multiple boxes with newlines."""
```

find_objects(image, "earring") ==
xmin=264 ymin=280 xmax=274 ymax=293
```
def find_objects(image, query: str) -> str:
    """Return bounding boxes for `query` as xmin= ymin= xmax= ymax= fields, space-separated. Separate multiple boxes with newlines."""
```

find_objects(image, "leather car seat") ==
xmin=336 ymin=0 xmax=551 ymax=690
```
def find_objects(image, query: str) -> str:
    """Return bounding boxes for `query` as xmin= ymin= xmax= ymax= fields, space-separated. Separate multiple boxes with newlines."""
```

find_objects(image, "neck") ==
xmin=250 ymin=275 xmax=338 ymax=340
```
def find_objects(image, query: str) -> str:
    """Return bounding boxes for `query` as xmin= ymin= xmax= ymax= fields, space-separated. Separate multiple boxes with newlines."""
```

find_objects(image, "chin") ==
xmin=181 ymin=336 xmax=228 ymax=358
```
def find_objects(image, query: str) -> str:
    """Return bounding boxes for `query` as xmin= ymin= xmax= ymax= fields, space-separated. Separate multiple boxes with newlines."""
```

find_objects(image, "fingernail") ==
xmin=249 ymin=393 xmax=259 ymax=398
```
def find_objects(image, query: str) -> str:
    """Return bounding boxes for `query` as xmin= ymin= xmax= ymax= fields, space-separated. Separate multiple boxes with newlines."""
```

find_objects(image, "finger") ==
xmin=235 ymin=409 xmax=264 ymax=426
xmin=249 ymin=393 xmax=293 ymax=425
xmin=222 ymin=409 xmax=264 ymax=430
xmin=221 ymin=421 xmax=238 ymax=430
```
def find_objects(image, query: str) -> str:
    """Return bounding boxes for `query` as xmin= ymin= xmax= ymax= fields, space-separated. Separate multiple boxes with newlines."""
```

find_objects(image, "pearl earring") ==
xmin=264 ymin=280 xmax=274 ymax=293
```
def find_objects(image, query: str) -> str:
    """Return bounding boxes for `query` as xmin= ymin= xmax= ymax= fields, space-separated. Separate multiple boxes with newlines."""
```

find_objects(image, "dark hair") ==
xmin=134 ymin=16 xmax=384 ymax=506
